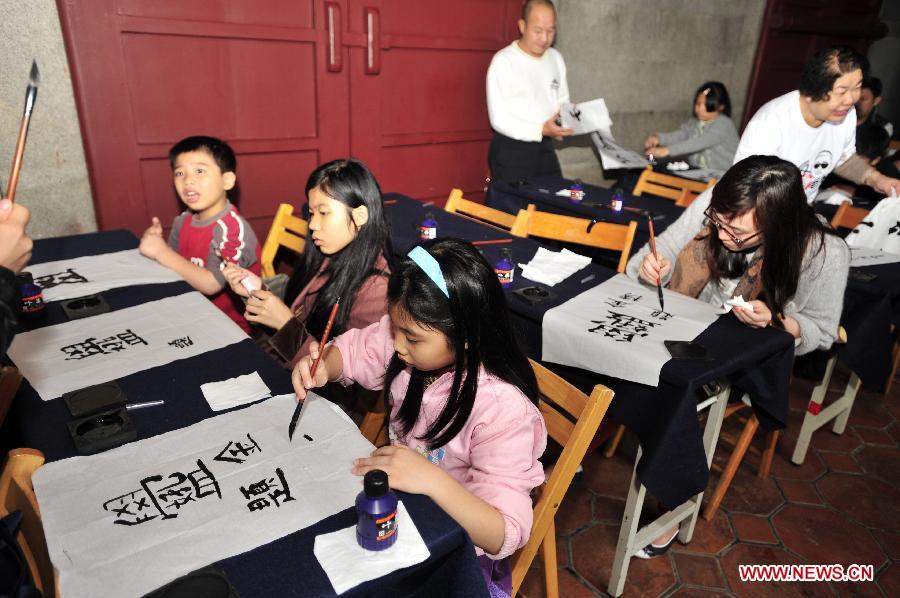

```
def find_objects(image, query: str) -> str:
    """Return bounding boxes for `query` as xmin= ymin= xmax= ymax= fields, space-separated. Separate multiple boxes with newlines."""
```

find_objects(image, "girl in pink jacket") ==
xmin=294 ymin=238 xmax=547 ymax=596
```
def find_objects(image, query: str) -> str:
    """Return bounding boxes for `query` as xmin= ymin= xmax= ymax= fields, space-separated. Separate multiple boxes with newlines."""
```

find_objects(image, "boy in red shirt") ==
xmin=139 ymin=136 xmax=260 ymax=333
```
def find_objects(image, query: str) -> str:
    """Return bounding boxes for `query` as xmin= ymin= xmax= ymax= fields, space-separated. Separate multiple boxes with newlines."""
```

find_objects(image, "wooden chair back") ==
xmin=511 ymin=204 xmax=638 ymax=273
xmin=632 ymin=165 xmax=715 ymax=201
xmin=830 ymin=201 xmax=869 ymax=230
xmin=444 ymin=188 xmax=516 ymax=231
xmin=260 ymin=203 xmax=308 ymax=278
xmin=0 ymin=366 xmax=23 ymax=428
xmin=0 ymin=448 xmax=57 ymax=597
xmin=511 ymin=360 xmax=615 ymax=597
xmin=675 ymin=188 xmax=703 ymax=208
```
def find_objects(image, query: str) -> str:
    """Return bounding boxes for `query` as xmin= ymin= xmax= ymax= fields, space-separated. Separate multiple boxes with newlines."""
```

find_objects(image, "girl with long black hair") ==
xmin=224 ymin=158 xmax=393 ymax=366
xmin=293 ymin=238 xmax=546 ymax=595
xmin=625 ymin=154 xmax=849 ymax=558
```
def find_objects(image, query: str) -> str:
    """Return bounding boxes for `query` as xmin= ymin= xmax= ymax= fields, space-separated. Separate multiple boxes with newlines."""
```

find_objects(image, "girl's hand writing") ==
xmin=244 ymin=290 xmax=293 ymax=329
xmin=732 ymin=300 xmax=772 ymax=328
xmin=222 ymin=263 xmax=261 ymax=298
xmin=639 ymin=252 xmax=670 ymax=285
xmin=352 ymin=444 xmax=444 ymax=496
xmin=291 ymin=340 xmax=331 ymax=401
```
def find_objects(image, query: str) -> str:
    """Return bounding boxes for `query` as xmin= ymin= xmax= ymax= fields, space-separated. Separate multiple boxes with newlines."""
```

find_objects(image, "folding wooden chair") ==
xmin=260 ymin=203 xmax=308 ymax=278
xmin=701 ymin=404 xmax=778 ymax=521
xmin=608 ymin=380 xmax=731 ymax=597
xmin=444 ymin=188 xmax=516 ymax=231
xmin=0 ymin=448 xmax=57 ymax=597
xmin=0 ymin=366 xmax=23 ymax=428
xmin=632 ymin=166 xmax=715 ymax=201
xmin=511 ymin=360 xmax=615 ymax=598
xmin=830 ymin=201 xmax=869 ymax=230
xmin=675 ymin=188 xmax=702 ymax=208
xmin=510 ymin=204 xmax=638 ymax=273
xmin=791 ymin=327 xmax=862 ymax=465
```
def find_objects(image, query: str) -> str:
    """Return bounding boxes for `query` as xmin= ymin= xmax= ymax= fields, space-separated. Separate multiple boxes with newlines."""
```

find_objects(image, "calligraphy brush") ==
xmin=647 ymin=216 xmax=665 ymax=311
xmin=288 ymin=297 xmax=341 ymax=440
xmin=5 ymin=60 xmax=40 ymax=202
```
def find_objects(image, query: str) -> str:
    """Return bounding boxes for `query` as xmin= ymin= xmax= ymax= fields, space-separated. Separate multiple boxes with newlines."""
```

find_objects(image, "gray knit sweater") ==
xmin=658 ymin=115 xmax=739 ymax=175
xmin=625 ymin=190 xmax=849 ymax=355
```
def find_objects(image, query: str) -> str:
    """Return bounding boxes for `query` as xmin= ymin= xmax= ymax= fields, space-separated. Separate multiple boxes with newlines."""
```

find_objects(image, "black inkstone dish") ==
xmin=664 ymin=340 xmax=714 ymax=361
xmin=67 ymin=407 xmax=137 ymax=455
xmin=61 ymin=293 xmax=110 ymax=320
xmin=63 ymin=381 xmax=126 ymax=418
xmin=513 ymin=285 xmax=557 ymax=305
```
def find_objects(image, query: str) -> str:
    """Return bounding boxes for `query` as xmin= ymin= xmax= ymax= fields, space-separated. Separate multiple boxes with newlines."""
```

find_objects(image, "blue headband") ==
xmin=407 ymin=246 xmax=449 ymax=297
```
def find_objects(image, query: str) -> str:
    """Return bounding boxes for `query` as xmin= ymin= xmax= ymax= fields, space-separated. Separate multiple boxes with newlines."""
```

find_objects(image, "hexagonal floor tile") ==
xmin=817 ymin=472 xmax=900 ymax=531
xmin=718 ymin=467 xmax=785 ymax=516
xmin=721 ymin=544 xmax=832 ymax=597
xmin=772 ymin=504 xmax=885 ymax=567
xmin=581 ymin=451 xmax=634 ymax=499
xmin=770 ymin=444 xmax=827 ymax=482
xmin=878 ymin=562 xmax=900 ymax=597
xmin=776 ymin=479 xmax=823 ymax=505
xmin=673 ymin=511 xmax=735 ymax=556
xmin=555 ymin=483 xmax=595 ymax=535
xmin=730 ymin=514 xmax=777 ymax=544
xmin=671 ymin=551 xmax=727 ymax=589
xmin=854 ymin=445 xmax=900 ymax=489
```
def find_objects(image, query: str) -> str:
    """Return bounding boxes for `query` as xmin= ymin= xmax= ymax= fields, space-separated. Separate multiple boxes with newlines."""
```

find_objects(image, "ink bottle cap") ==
xmin=16 ymin=271 xmax=45 ymax=317
xmin=356 ymin=469 xmax=398 ymax=551
xmin=495 ymin=248 xmax=515 ymax=288
xmin=420 ymin=211 xmax=438 ymax=240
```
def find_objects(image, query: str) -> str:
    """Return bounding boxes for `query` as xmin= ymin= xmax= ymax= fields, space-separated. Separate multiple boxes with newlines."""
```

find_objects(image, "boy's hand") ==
xmin=291 ymin=340 xmax=331 ymax=401
xmin=139 ymin=217 xmax=168 ymax=260
xmin=352 ymin=445 xmax=444 ymax=496
xmin=244 ymin=290 xmax=293 ymax=329
xmin=223 ymin=263 xmax=261 ymax=298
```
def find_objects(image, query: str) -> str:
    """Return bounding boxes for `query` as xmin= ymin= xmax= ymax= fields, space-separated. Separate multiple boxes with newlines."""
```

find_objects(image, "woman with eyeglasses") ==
xmin=623 ymin=154 xmax=849 ymax=559
xmin=627 ymin=154 xmax=849 ymax=357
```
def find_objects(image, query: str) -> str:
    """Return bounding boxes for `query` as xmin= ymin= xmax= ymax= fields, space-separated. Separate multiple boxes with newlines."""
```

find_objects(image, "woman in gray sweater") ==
xmin=625 ymin=155 xmax=849 ymax=559
xmin=644 ymin=82 xmax=739 ymax=175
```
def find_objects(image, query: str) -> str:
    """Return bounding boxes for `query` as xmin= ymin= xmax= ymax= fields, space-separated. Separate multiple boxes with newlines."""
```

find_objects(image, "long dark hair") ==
xmin=383 ymin=238 xmax=538 ymax=450
xmin=694 ymin=81 xmax=731 ymax=117
xmin=705 ymin=155 xmax=840 ymax=326
xmin=285 ymin=159 xmax=393 ymax=340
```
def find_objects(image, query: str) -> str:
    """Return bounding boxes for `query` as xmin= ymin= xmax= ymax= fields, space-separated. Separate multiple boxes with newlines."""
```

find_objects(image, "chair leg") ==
xmin=758 ymin=430 xmax=778 ymax=479
xmin=608 ymin=447 xmax=646 ymax=597
xmin=703 ymin=414 xmax=758 ymax=521
xmin=541 ymin=519 xmax=559 ymax=598
xmin=603 ymin=424 xmax=625 ymax=458
xmin=791 ymin=354 xmax=837 ymax=465
xmin=832 ymin=373 xmax=862 ymax=435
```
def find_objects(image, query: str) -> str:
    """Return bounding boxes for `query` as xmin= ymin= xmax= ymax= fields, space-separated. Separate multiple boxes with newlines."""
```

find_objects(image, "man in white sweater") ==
xmin=486 ymin=0 xmax=573 ymax=184
xmin=735 ymin=46 xmax=899 ymax=203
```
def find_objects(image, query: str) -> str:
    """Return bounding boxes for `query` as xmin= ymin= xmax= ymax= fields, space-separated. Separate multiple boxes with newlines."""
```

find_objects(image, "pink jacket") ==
xmin=334 ymin=315 xmax=547 ymax=560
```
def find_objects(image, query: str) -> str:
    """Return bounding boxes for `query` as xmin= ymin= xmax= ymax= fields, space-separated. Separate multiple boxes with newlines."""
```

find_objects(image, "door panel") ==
xmin=58 ymin=0 xmax=347 ymax=237
xmin=347 ymin=0 xmax=521 ymax=204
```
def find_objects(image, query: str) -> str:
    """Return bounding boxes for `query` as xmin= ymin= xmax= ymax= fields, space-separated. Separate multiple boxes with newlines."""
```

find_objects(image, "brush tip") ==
xmin=29 ymin=60 xmax=40 ymax=86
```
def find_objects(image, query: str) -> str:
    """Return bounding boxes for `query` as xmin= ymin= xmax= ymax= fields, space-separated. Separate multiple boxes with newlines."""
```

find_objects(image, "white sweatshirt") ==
xmin=486 ymin=41 xmax=569 ymax=142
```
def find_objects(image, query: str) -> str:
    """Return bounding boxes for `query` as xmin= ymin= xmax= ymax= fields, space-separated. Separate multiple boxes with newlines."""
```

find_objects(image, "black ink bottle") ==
xmin=356 ymin=469 xmax=398 ymax=551
xmin=419 ymin=212 xmax=437 ymax=241
xmin=495 ymin=248 xmax=514 ymax=288
xmin=16 ymin=271 xmax=45 ymax=318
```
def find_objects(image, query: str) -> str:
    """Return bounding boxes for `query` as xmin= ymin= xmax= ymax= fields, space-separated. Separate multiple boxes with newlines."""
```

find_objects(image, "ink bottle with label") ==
xmin=569 ymin=181 xmax=585 ymax=204
xmin=16 ymin=271 xmax=45 ymax=318
xmin=611 ymin=187 xmax=624 ymax=212
xmin=495 ymin=248 xmax=514 ymax=288
xmin=420 ymin=212 xmax=437 ymax=240
xmin=356 ymin=469 xmax=398 ymax=551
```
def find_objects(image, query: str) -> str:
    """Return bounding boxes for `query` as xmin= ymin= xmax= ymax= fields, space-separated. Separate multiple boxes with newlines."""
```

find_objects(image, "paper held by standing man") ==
xmin=559 ymin=98 xmax=613 ymax=137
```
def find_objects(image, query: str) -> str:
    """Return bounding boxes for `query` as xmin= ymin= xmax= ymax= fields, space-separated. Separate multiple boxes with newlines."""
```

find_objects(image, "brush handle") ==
xmin=5 ymin=113 xmax=30 ymax=202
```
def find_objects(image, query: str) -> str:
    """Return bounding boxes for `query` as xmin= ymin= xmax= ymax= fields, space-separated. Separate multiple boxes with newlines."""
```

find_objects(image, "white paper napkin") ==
xmin=720 ymin=295 xmax=754 ymax=315
xmin=814 ymin=187 xmax=853 ymax=205
xmin=201 ymin=371 xmax=272 ymax=411
xmin=519 ymin=247 xmax=592 ymax=286
xmin=314 ymin=501 xmax=430 ymax=595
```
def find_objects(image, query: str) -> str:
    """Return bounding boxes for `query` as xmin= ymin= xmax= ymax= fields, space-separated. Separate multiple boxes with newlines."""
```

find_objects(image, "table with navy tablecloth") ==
xmin=386 ymin=193 xmax=794 ymax=509
xmin=2 ymin=230 xmax=486 ymax=598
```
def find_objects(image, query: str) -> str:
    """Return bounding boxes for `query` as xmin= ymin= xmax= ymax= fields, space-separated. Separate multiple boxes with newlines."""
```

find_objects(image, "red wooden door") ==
xmin=742 ymin=0 xmax=887 ymax=129
xmin=345 ymin=0 xmax=521 ymax=203
xmin=57 ymin=0 xmax=349 ymax=237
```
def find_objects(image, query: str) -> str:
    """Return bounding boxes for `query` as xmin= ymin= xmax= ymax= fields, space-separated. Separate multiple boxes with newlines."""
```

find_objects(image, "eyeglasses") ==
xmin=703 ymin=207 xmax=761 ymax=248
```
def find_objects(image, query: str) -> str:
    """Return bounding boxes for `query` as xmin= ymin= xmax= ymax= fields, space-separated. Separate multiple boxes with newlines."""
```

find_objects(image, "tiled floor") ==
xmin=520 ymin=365 xmax=900 ymax=597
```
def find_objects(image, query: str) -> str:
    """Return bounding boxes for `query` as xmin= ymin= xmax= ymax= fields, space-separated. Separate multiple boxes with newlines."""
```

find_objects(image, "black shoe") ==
xmin=634 ymin=531 xmax=677 ymax=559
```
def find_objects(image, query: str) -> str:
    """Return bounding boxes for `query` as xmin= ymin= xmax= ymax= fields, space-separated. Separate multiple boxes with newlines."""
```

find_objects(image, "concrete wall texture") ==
xmin=868 ymin=0 xmax=900 ymax=126
xmin=0 ymin=0 xmax=96 ymax=238
xmin=554 ymin=0 xmax=767 ymax=186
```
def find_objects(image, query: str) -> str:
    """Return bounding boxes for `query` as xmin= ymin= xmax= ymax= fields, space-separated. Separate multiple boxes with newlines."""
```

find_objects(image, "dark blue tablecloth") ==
xmin=486 ymin=175 xmax=686 ymax=259
xmin=386 ymin=194 xmax=794 ymax=508
xmin=4 ymin=230 xmax=486 ymax=598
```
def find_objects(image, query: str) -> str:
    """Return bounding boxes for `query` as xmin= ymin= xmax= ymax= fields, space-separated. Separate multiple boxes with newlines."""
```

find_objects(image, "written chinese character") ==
xmin=239 ymin=468 xmax=295 ymax=512
xmin=33 ymin=268 xmax=89 ymax=290
xmin=650 ymin=309 xmax=673 ymax=321
xmin=589 ymin=311 xmax=659 ymax=342
xmin=168 ymin=336 xmax=194 ymax=349
xmin=215 ymin=433 xmax=262 ymax=464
